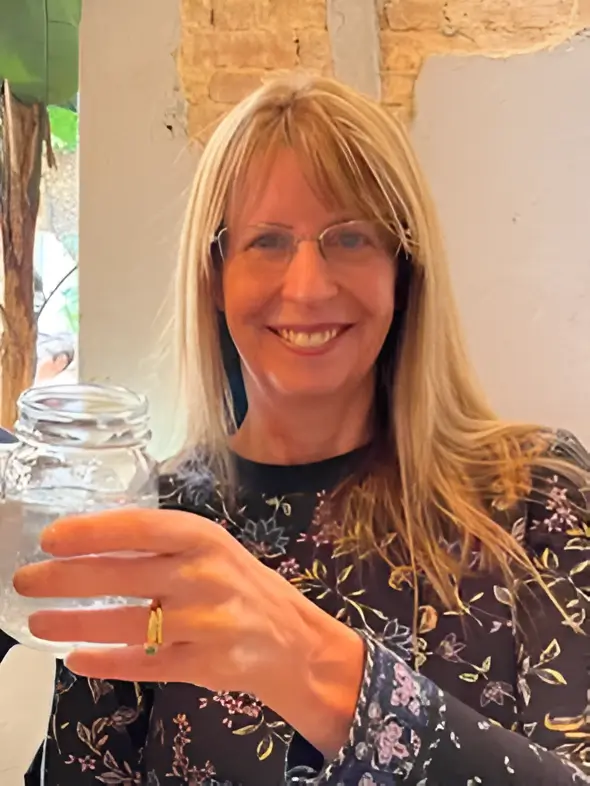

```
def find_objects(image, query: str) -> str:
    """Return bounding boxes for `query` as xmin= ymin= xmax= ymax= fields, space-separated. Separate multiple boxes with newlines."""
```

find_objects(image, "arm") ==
xmin=286 ymin=635 xmax=588 ymax=785
xmin=284 ymin=441 xmax=590 ymax=785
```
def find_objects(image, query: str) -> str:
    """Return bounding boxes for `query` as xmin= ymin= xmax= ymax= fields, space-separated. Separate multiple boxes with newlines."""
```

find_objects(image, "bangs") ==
xmin=220 ymin=87 xmax=415 ymax=255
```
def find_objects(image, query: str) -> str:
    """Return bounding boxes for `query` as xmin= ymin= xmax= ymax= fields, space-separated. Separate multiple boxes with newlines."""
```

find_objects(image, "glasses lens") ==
xmin=235 ymin=228 xmax=294 ymax=263
xmin=321 ymin=221 xmax=385 ymax=262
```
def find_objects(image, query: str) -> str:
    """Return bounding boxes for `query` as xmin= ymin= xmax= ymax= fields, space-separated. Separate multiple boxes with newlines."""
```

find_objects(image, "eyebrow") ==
xmin=246 ymin=215 xmax=361 ymax=231
xmin=248 ymin=221 xmax=293 ymax=229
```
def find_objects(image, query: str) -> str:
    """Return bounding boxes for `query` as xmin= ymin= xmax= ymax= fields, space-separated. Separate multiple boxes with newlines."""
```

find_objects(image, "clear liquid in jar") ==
xmin=0 ymin=489 xmax=157 ymax=656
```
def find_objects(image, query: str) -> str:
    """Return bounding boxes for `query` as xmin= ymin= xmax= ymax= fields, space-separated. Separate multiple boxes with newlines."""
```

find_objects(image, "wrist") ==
xmin=263 ymin=591 xmax=365 ymax=759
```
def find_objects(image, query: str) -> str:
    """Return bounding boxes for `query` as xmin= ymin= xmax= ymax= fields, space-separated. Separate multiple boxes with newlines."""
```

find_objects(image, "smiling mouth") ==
xmin=269 ymin=326 xmax=349 ymax=348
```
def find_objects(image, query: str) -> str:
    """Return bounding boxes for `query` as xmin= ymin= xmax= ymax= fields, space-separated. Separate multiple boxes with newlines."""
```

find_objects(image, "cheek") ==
xmin=355 ymin=260 xmax=396 ymax=327
xmin=221 ymin=262 xmax=269 ymax=331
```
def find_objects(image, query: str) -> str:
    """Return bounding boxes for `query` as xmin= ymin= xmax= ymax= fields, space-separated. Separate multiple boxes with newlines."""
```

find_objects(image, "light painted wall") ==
xmin=77 ymin=0 xmax=199 ymax=458
xmin=412 ymin=35 xmax=590 ymax=444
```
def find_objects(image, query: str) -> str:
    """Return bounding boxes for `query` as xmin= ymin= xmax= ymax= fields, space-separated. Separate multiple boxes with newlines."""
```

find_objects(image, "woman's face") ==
xmin=221 ymin=148 xmax=396 ymax=404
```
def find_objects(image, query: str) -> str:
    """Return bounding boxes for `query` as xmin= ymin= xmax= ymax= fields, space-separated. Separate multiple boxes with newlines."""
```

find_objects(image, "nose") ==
xmin=281 ymin=240 xmax=338 ymax=303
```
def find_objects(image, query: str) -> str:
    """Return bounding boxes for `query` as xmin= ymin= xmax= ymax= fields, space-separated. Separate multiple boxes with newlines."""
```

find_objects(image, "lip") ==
xmin=267 ymin=324 xmax=352 ymax=355
xmin=267 ymin=324 xmax=351 ymax=332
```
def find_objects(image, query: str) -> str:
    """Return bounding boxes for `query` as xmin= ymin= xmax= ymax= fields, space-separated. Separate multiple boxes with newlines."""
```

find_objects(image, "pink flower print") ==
xmin=277 ymin=557 xmax=300 ymax=577
xmin=173 ymin=713 xmax=192 ymax=734
xmin=541 ymin=481 xmax=579 ymax=532
xmin=210 ymin=692 xmax=263 ymax=729
xmin=390 ymin=661 xmax=420 ymax=711
xmin=80 ymin=756 xmax=96 ymax=772
xmin=367 ymin=701 xmax=382 ymax=721
xmin=410 ymin=729 xmax=421 ymax=756
xmin=375 ymin=719 xmax=409 ymax=765
xmin=65 ymin=755 xmax=96 ymax=771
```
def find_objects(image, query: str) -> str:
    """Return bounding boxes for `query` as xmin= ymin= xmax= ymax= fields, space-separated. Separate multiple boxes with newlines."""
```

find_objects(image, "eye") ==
xmin=341 ymin=232 xmax=369 ymax=249
xmin=246 ymin=231 xmax=291 ymax=251
xmin=327 ymin=228 xmax=374 ymax=250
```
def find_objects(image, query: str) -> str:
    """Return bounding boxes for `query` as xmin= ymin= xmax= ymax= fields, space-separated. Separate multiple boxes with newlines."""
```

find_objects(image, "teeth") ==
xmin=277 ymin=328 xmax=339 ymax=347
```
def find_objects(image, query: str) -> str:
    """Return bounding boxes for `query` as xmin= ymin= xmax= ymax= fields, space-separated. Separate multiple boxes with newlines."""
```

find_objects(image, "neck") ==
xmin=230 ymin=385 xmax=374 ymax=466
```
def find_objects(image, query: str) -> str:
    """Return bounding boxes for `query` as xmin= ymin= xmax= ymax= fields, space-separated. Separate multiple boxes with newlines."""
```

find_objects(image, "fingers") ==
xmin=63 ymin=640 xmax=252 ymax=692
xmin=27 ymin=603 xmax=236 ymax=647
xmin=40 ymin=508 xmax=224 ymax=558
xmin=65 ymin=643 xmax=197 ymax=683
xmin=13 ymin=554 xmax=180 ymax=600
xmin=28 ymin=604 xmax=188 ymax=645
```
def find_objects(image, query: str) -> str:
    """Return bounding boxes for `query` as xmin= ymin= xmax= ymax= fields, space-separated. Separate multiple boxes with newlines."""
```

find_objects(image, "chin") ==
xmin=269 ymin=375 xmax=352 ymax=400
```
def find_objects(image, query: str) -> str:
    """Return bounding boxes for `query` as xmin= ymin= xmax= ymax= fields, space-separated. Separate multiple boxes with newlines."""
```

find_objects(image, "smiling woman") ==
xmin=219 ymin=151 xmax=396 ymax=432
xmin=5 ymin=73 xmax=590 ymax=786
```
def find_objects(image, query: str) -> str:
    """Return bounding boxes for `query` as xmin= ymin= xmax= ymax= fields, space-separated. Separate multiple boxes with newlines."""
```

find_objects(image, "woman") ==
xmin=10 ymin=73 xmax=590 ymax=785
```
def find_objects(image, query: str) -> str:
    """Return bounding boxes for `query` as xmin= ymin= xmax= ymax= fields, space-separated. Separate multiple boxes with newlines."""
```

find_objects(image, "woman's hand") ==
xmin=12 ymin=508 xmax=364 ymax=758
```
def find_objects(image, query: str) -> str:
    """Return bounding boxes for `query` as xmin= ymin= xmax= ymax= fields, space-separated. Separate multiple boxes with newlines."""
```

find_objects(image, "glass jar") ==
xmin=0 ymin=383 xmax=158 ymax=655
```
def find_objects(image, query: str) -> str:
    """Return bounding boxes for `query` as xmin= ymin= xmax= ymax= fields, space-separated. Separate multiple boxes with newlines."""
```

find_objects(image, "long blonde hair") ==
xmin=174 ymin=72 xmax=581 ymax=607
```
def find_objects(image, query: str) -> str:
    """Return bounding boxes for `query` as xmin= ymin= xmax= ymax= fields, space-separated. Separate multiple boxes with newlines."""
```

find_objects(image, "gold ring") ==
xmin=144 ymin=599 xmax=163 ymax=656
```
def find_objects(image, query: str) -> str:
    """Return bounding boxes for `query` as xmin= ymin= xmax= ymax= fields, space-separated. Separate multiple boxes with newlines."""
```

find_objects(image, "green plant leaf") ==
xmin=0 ymin=0 xmax=81 ymax=105
xmin=48 ymin=105 xmax=78 ymax=151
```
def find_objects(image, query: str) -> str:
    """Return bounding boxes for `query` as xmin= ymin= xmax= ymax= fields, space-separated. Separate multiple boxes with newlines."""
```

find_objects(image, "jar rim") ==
xmin=15 ymin=383 xmax=151 ymax=449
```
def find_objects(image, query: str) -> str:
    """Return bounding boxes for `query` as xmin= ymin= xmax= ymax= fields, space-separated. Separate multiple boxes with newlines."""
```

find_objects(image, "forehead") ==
xmin=226 ymin=147 xmax=359 ymax=232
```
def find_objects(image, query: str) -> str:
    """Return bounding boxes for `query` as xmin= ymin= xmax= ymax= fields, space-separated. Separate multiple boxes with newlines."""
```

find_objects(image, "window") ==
xmin=33 ymin=102 xmax=79 ymax=387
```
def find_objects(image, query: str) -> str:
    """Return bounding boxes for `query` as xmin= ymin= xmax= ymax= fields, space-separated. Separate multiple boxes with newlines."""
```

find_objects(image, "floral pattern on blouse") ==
xmin=0 ymin=430 xmax=588 ymax=785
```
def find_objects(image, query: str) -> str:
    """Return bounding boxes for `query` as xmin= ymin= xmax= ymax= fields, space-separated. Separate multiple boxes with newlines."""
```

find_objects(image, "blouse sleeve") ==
xmin=286 ymin=434 xmax=590 ymax=786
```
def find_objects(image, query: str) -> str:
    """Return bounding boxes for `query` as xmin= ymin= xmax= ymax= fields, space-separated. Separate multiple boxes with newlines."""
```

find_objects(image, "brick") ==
xmin=508 ymin=0 xmax=574 ymax=30
xmin=263 ymin=0 xmax=326 ymax=30
xmin=209 ymin=70 xmax=265 ymax=103
xmin=380 ymin=72 xmax=416 ymax=106
xmin=211 ymin=0 xmax=261 ymax=30
xmin=187 ymin=100 xmax=232 ymax=143
xmin=442 ymin=0 xmax=572 ymax=35
xmin=578 ymin=0 xmax=590 ymax=24
xmin=210 ymin=0 xmax=325 ymax=31
xmin=380 ymin=32 xmax=427 ymax=73
xmin=182 ymin=30 xmax=298 ymax=70
xmin=178 ymin=66 xmax=211 ymax=102
xmin=384 ymin=0 xmax=443 ymax=31
xmin=377 ymin=1 xmax=389 ymax=29
xmin=181 ymin=0 xmax=213 ymax=28
xmin=296 ymin=29 xmax=333 ymax=73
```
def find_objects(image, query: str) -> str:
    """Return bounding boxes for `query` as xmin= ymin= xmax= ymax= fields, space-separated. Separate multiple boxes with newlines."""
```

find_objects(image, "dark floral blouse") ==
xmin=1 ymin=430 xmax=589 ymax=785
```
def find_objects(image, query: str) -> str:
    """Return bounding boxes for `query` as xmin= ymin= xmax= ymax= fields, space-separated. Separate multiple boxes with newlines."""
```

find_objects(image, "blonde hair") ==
xmin=173 ymin=72 xmax=582 ymax=608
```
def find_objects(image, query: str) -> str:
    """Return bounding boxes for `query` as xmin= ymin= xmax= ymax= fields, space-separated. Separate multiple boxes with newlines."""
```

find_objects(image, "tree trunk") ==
xmin=0 ymin=81 xmax=52 ymax=427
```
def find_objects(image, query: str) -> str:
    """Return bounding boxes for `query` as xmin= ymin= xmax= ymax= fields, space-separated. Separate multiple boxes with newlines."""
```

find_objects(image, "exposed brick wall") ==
xmin=179 ymin=0 xmax=590 ymax=139
xmin=179 ymin=0 xmax=330 ymax=140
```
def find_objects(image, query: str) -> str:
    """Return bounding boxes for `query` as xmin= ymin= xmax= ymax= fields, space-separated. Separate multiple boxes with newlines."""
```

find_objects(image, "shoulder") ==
xmin=523 ymin=429 xmax=589 ymax=567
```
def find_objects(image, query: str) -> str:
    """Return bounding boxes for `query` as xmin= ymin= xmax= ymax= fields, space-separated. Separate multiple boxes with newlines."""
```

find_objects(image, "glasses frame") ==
xmin=213 ymin=219 xmax=402 ymax=265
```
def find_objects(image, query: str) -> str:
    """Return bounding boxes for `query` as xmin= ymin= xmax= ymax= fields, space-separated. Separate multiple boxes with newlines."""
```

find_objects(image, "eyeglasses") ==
xmin=214 ymin=220 xmax=400 ymax=266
